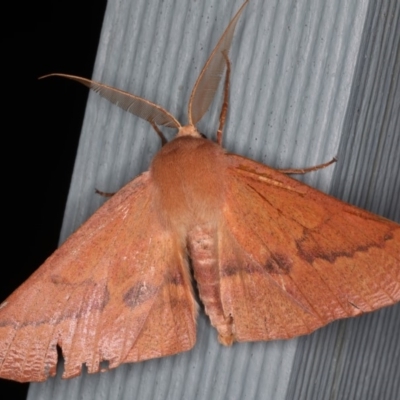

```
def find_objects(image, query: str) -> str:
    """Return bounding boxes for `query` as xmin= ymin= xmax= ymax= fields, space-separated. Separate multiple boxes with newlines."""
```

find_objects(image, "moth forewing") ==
xmin=1 ymin=0 xmax=399 ymax=386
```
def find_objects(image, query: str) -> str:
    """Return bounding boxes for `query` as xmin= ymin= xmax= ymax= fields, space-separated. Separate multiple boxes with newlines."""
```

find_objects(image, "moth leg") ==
xmin=216 ymin=51 xmax=231 ymax=146
xmin=95 ymin=188 xmax=115 ymax=197
xmin=149 ymin=120 xmax=168 ymax=146
xmin=278 ymin=157 xmax=337 ymax=175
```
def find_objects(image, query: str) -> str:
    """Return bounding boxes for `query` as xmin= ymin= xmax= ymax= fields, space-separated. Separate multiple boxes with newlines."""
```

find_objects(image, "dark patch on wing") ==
xmin=51 ymin=274 xmax=75 ymax=285
xmin=384 ymin=232 xmax=394 ymax=241
xmin=296 ymin=228 xmax=394 ymax=264
xmin=123 ymin=282 xmax=159 ymax=308
xmin=221 ymin=263 xmax=262 ymax=277
xmin=221 ymin=265 xmax=237 ymax=276
xmin=221 ymin=253 xmax=291 ymax=277
xmin=166 ymin=272 xmax=185 ymax=286
xmin=264 ymin=253 xmax=292 ymax=274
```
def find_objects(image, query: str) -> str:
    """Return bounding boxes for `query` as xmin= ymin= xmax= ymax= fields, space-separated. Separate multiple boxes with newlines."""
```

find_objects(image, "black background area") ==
xmin=1 ymin=1 xmax=107 ymax=398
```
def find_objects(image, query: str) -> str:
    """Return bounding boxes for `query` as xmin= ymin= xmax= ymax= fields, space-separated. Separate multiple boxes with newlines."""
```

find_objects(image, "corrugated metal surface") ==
xmin=288 ymin=1 xmax=400 ymax=399
xmin=27 ymin=0 xmax=399 ymax=399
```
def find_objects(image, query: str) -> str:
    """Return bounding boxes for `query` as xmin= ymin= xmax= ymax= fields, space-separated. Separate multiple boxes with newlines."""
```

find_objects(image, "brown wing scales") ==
xmin=219 ymin=155 xmax=400 ymax=342
xmin=0 ymin=173 xmax=196 ymax=382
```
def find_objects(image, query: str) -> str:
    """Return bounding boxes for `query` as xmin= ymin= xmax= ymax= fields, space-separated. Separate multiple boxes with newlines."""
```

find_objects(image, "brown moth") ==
xmin=1 ymin=0 xmax=399 ymax=383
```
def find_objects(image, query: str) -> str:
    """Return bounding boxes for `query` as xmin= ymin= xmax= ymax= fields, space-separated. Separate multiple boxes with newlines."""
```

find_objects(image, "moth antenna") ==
xmin=39 ymin=73 xmax=182 ymax=130
xmin=216 ymin=51 xmax=231 ymax=146
xmin=278 ymin=157 xmax=337 ymax=175
xmin=188 ymin=0 xmax=248 ymax=126
xmin=149 ymin=120 xmax=168 ymax=146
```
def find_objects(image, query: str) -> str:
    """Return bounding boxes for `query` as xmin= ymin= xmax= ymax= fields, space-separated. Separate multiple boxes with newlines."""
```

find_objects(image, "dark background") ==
xmin=2 ymin=1 xmax=107 ymax=398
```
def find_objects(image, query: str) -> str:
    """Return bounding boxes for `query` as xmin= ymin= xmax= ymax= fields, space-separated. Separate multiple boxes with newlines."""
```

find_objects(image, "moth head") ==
xmin=176 ymin=125 xmax=203 ymax=139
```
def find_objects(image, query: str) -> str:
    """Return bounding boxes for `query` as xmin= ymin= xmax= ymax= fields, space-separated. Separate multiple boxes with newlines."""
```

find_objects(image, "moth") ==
xmin=1 ymin=0 xmax=399 ymax=383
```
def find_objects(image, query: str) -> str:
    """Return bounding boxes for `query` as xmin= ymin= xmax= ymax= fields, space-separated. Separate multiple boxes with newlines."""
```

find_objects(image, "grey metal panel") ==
xmin=287 ymin=1 xmax=400 ymax=399
xmin=27 ymin=0 xmax=399 ymax=399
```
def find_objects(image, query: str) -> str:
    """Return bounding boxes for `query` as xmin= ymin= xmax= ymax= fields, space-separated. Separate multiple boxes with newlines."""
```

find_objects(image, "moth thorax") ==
xmin=150 ymin=136 xmax=226 ymax=231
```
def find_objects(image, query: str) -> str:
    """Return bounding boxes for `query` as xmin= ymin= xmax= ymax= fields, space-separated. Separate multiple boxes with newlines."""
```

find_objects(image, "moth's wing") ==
xmin=188 ymin=0 xmax=248 ymax=125
xmin=219 ymin=154 xmax=400 ymax=342
xmin=41 ymin=73 xmax=181 ymax=129
xmin=0 ymin=173 xmax=196 ymax=382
